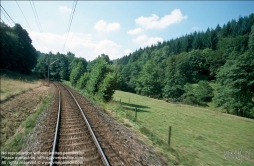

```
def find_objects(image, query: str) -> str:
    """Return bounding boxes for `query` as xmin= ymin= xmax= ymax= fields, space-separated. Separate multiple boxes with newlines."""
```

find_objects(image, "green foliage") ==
xmin=163 ymin=52 xmax=190 ymax=100
xmin=249 ymin=24 xmax=254 ymax=51
xmin=98 ymin=72 xmax=119 ymax=102
xmin=86 ymin=58 xmax=111 ymax=95
xmin=35 ymin=51 xmax=76 ymax=80
xmin=213 ymin=50 xmax=254 ymax=118
xmin=76 ymin=72 xmax=89 ymax=89
xmin=135 ymin=60 xmax=161 ymax=97
xmin=195 ymin=81 xmax=214 ymax=103
xmin=0 ymin=23 xmax=37 ymax=74
xmin=70 ymin=61 xmax=86 ymax=87
xmin=182 ymin=81 xmax=214 ymax=106
xmin=182 ymin=83 xmax=199 ymax=105
xmin=113 ymin=13 xmax=254 ymax=118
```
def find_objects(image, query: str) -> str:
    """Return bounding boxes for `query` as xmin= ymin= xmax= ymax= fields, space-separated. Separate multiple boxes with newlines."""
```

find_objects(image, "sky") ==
xmin=1 ymin=1 xmax=254 ymax=61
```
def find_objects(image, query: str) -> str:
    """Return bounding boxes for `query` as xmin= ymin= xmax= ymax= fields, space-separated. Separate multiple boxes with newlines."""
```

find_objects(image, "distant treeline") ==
xmin=114 ymin=13 xmax=254 ymax=118
xmin=36 ymin=52 xmax=118 ymax=102
xmin=0 ymin=23 xmax=37 ymax=74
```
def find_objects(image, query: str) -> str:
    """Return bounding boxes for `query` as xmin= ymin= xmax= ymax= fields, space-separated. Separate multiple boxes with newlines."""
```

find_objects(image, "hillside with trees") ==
xmin=0 ymin=23 xmax=38 ymax=74
xmin=114 ymin=13 xmax=254 ymax=118
xmin=1 ymin=14 xmax=253 ymax=119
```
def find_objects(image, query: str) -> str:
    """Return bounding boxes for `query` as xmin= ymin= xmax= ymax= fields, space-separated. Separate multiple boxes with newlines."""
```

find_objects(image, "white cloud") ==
xmin=124 ymin=49 xmax=132 ymax=55
xmin=135 ymin=9 xmax=187 ymax=29
xmin=192 ymin=27 xmax=199 ymax=30
xmin=142 ymin=37 xmax=163 ymax=47
xmin=132 ymin=34 xmax=148 ymax=44
xmin=94 ymin=20 xmax=120 ymax=32
xmin=132 ymin=34 xmax=163 ymax=47
xmin=58 ymin=6 xmax=72 ymax=13
xmin=127 ymin=28 xmax=144 ymax=35
xmin=29 ymin=32 xmax=122 ymax=60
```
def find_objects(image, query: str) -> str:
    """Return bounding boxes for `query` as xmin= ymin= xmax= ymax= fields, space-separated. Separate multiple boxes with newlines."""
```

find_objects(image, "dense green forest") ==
xmin=1 ymin=14 xmax=254 ymax=118
xmin=0 ymin=23 xmax=37 ymax=74
xmin=114 ymin=13 xmax=254 ymax=118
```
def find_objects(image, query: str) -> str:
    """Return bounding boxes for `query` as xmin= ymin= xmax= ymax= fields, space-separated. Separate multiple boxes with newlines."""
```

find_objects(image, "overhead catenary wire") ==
xmin=29 ymin=0 xmax=49 ymax=51
xmin=1 ymin=9 xmax=13 ymax=26
xmin=15 ymin=0 xmax=41 ymax=47
xmin=0 ymin=5 xmax=15 ymax=25
xmin=62 ymin=0 xmax=78 ymax=52
xmin=16 ymin=1 xmax=32 ymax=31
xmin=0 ymin=5 xmax=35 ymax=53
xmin=29 ymin=0 xmax=43 ymax=34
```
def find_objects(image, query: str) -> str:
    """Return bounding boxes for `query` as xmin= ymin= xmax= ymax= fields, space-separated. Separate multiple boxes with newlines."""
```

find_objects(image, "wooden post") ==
xmin=168 ymin=126 xmax=172 ymax=145
xmin=135 ymin=107 xmax=137 ymax=121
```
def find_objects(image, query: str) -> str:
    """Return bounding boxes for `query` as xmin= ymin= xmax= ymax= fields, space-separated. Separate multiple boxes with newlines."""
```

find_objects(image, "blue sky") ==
xmin=1 ymin=1 xmax=254 ymax=60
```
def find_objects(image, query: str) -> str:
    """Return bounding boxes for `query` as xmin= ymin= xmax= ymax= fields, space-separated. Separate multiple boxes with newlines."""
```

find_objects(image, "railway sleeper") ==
xmin=58 ymin=143 xmax=95 ymax=152
xmin=60 ymin=123 xmax=85 ymax=128
xmin=82 ymin=154 xmax=100 ymax=162
xmin=59 ymin=133 xmax=90 ymax=139
xmin=59 ymin=130 xmax=89 ymax=136
xmin=59 ymin=141 xmax=94 ymax=148
xmin=59 ymin=137 xmax=92 ymax=144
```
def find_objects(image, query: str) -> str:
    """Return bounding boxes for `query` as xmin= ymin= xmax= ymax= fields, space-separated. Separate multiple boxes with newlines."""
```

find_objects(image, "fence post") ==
xmin=135 ymin=107 xmax=137 ymax=121
xmin=168 ymin=126 xmax=172 ymax=145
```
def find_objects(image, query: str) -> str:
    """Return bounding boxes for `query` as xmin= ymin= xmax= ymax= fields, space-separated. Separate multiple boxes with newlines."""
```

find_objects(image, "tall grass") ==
xmin=0 ymin=70 xmax=42 ymax=102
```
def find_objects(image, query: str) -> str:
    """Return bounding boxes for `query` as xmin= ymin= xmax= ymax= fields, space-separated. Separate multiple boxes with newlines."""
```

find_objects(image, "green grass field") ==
xmin=106 ymin=90 xmax=254 ymax=166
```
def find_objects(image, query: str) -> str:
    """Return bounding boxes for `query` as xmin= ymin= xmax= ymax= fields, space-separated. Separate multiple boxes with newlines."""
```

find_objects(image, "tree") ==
xmin=98 ymin=72 xmax=119 ymax=102
xmin=213 ymin=51 xmax=254 ymax=118
xmin=0 ymin=23 xmax=37 ymax=74
xmin=70 ymin=61 xmax=86 ymax=87
xmin=77 ymin=72 xmax=90 ymax=90
xmin=163 ymin=53 xmax=190 ymax=101
xmin=86 ymin=58 xmax=111 ymax=95
xmin=135 ymin=61 xmax=160 ymax=97
xmin=249 ymin=24 xmax=254 ymax=51
xmin=195 ymin=81 xmax=214 ymax=103
xmin=35 ymin=54 xmax=48 ymax=78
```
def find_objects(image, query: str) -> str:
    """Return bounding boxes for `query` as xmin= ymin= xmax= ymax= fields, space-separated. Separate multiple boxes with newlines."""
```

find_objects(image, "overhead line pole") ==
xmin=48 ymin=58 xmax=59 ymax=86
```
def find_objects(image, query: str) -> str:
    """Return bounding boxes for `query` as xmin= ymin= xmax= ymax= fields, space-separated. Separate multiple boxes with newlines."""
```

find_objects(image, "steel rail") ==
xmin=58 ymin=82 xmax=110 ymax=166
xmin=50 ymin=83 xmax=61 ymax=166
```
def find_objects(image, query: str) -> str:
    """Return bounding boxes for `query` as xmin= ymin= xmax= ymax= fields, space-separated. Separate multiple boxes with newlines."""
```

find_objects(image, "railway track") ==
xmin=38 ymin=82 xmax=124 ymax=165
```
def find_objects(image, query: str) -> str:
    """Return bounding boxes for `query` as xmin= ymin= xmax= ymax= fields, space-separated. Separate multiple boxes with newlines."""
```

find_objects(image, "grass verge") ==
xmin=0 ymin=70 xmax=42 ymax=102
xmin=105 ymin=90 xmax=254 ymax=166
xmin=0 ymin=92 xmax=53 ymax=164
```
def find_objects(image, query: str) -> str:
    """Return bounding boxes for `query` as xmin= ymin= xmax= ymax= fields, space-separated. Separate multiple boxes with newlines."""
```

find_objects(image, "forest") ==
xmin=1 ymin=13 xmax=254 ymax=118
xmin=114 ymin=13 xmax=254 ymax=118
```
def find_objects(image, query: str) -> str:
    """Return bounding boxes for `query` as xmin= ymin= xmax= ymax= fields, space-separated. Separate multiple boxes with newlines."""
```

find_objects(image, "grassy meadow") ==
xmin=0 ymin=71 xmax=44 ymax=102
xmin=105 ymin=90 xmax=254 ymax=166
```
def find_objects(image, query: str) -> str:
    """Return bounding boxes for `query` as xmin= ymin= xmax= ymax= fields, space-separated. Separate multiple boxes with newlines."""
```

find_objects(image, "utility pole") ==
xmin=47 ymin=53 xmax=59 ymax=86
xmin=48 ymin=54 xmax=50 ymax=86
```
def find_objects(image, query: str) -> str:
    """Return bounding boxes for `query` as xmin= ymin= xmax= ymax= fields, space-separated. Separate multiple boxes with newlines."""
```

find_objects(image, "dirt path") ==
xmin=0 ymin=86 xmax=49 ymax=146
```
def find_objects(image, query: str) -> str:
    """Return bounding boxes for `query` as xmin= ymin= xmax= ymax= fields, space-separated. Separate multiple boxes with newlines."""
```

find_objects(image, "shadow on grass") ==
xmin=120 ymin=102 xmax=150 ymax=113
xmin=0 ymin=69 xmax=38 ymax=82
